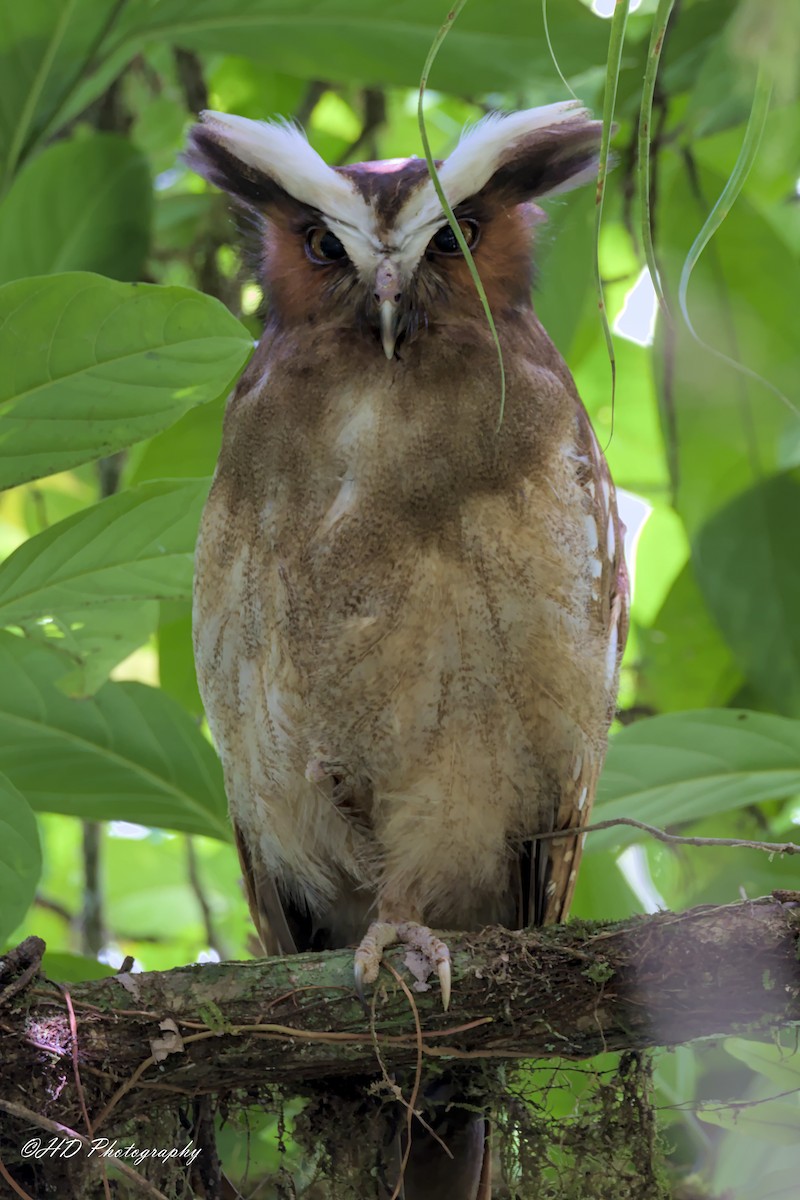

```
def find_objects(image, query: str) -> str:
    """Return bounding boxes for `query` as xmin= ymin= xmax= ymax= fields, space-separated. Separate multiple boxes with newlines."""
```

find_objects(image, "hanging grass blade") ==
xmin=678 ymin=65 xmax=797 ymax=419
xmin=542 ymin=0 xmax=579 ymax=103
xmin=417 ymin=0 xmax=507 ymax=429
xmin=638 ymin=0 xmax=675 ymax=317
xmin=595 ymin=0 xmax=630 ymax=440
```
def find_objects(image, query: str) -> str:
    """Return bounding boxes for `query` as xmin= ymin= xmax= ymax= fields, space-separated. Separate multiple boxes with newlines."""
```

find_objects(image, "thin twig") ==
xmin=0 ymin=1155 xmax=34 ymax=1200
xmin=61 ymin=986 xmax=111 ymax=1199
xmin=0 ymin=1100 xmax=170 ymax=1200
xmin=385 ymin=962 xmax=429 ymax=1200
xmin=0 ymin=937 xmax=44 ymax=1007
xmin=530 ymin=816 xmax=800 ymax=855
xmin=185 ymin=837 xmax=225 ymax=958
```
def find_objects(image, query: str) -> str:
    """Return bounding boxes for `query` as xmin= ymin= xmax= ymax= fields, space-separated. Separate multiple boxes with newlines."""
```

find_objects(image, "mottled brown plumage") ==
xmin=189 ymin=103 xmax=628 ymax=1199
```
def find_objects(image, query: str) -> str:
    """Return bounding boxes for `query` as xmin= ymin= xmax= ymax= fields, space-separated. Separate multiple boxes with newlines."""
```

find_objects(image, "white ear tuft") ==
xmin=438 ymin=100 xmax=596 ymax=207
xmin=190 ymin=111 xmax=367 ymax=221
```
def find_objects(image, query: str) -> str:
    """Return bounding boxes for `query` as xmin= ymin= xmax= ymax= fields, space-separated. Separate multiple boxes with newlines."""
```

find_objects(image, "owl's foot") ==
xmin=353 ymin=920 xmax=452 ymax=1010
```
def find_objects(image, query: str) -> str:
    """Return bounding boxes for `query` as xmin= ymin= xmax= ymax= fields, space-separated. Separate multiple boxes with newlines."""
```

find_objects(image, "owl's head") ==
xmin=186 ymin=103 xmax=601 ymax=358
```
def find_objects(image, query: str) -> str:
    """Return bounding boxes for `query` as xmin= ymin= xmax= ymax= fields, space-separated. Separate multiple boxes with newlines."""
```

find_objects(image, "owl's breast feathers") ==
xmin=193 ymin=315 xmax=628 ymax=942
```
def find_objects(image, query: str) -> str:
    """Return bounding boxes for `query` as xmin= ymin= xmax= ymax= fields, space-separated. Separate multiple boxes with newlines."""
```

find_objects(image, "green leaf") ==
xmin=0 ymin=771 xmax=42 ymax=943
xmin=739 ymin=1169 xmax=800 ymax=1200
xmin=0 ymin=632 xmax=229 ymax=839
xmin=41 ymin=951 xmax=114 ymax=982
xmin=636 ymin=561 xmax=742 ymax=712
xmin=0 ymin=478 xmax=209 ymax=625
xmin=725 ymin=1040 xmax=800 ymax=1092
xmin=0 ymin=273 xmax=253 ymax=489
xmin=25 ymin=600 xmax=159 ymax=698
xmin=0 ymin=1 xmax=124 ymax=185
xmin=694 ymin=471 xmax=800 ymax=716
xmin=128 ymin=396 xmax=225 ymax=484
xmin=104 ymin=0 xmax=610 ymax=97
xmin=697 ymin=1098 xmax=800 ymax=1146
xmin=593 ymin=709 xmax=800 ymax=849
xmin=0 ymin=134 xmax=152 ymax=284
xmin=655 ymin=158 xmax=798 ymax=533
xmin=158 ymin=600 xmax=203 ymax=716
xmin=570 ymin=846 xmax=645 ymax=920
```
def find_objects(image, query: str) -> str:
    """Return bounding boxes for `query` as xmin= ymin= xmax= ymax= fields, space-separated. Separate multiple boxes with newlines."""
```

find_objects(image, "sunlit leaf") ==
xmin=26 ymin=600 xmax=159 ymax=699
xmin=0 ymin=273 xmax=252 ymax=489
xmin=0 ymin=478 xmax=208 ymax=624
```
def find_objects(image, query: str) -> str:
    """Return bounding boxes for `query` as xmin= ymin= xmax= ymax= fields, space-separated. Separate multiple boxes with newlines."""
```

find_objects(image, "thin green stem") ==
xmin=595 ymin=0 xmax=630 ymax=435
xmin=542 ymin=0 xmax=578 ymax=102
xmin=638 ymin=0 xmax=675 ymax=315
xmin=417 ymin=0 xmax=507 ymax=429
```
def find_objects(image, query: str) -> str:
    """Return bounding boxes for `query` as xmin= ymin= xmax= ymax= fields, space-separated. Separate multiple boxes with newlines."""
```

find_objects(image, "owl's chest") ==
xmin=195 ymin=380 xmax=608 ymax=760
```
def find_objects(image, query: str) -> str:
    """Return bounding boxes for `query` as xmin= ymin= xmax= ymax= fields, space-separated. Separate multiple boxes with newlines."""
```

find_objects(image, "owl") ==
xmin=188 ymin=102 xmax=628 ymax=1200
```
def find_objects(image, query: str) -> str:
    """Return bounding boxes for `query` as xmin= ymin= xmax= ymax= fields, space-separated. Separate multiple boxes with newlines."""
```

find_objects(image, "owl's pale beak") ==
xmin=374 ymin=259 xmax=401 ymax=359
xmin=379 ymin=299 xmax=399 ymax=360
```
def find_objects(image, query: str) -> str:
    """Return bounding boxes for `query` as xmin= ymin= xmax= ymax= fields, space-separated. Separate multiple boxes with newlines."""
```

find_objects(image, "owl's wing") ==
xmin=520 ymin=404 xmax=630 ymax=929
xmin=232 ymin=820 xmax=299 ymax=955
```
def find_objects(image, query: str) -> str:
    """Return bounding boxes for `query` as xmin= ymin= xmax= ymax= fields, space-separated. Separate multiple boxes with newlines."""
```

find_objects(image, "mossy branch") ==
xmin=2 ymin=898 xmax=799 ymax=1136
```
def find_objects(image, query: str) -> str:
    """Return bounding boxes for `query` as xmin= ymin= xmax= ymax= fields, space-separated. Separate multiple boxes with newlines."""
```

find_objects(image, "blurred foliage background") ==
xmin=0 ymin=0 xmax=799 ymax=1196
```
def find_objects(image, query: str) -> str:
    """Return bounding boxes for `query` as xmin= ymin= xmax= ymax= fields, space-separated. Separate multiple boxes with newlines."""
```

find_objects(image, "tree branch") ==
xmin=2 ymin=898 xmax=798 ymax=1135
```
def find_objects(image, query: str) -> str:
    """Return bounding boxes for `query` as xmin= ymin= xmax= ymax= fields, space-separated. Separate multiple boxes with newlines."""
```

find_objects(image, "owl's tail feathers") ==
xmin=382 ymin=1076 xmax=491 ymax=1200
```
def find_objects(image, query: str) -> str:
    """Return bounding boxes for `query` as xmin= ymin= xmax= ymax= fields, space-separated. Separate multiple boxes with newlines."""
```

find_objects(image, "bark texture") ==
xmin=0 ymin=898 xmax=798 ymax=1196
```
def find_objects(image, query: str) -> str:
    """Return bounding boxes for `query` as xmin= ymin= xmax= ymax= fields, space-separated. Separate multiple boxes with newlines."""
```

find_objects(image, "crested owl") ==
xmin=188 ymin=101 xmax=629 ymax=1200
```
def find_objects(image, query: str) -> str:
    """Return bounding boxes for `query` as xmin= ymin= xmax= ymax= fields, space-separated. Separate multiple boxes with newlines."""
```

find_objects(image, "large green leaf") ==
xmin=103 ymin=0 xmax=610 ymax=98
xmin=158 ymin=600 xmax=203 ymax=716
xmin=0 ymin=134 xmax=152 ymax=283
xmin=724 ymin=1040 xmax=800 ymax=1092
xmin=0 ymin=273 xmax=252 ymax=490
xmin=636 ymin=561 xmax=742 ymax=713
xmin=693 ymin=471 xmax=800 ymax=716
xmin=591 ymin=709 xmax=800 ymax=850
xmin=0 ymin=771 xmax=42 ymax=943
xmin=35 ymin=600 xmax=160 ymax=698
xmin=0 ymin=1 xmax=123 ymax=185
xmin=128 ymin=396 xmax=225 ymax=484
xmin=654 ymin=157 xmax=799 ymax=533
xmin=0 ymin=633 xmax=229 ymax=839
xmin=0 ymin=478 xmax=208 ymax=625
xmin=698 ymin=1099 xmax=800 ymax=1147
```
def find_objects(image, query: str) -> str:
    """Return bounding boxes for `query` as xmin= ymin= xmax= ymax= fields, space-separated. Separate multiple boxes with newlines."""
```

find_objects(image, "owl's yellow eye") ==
xmin=429 ymin=219 xmax=479 ymax=256
xmin=306 ymin=227 xmax=348 ymax=264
